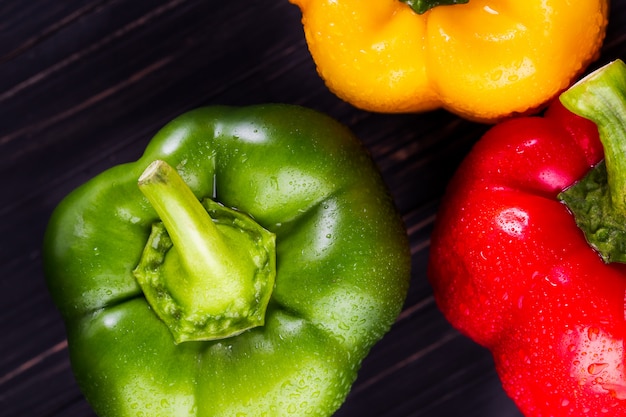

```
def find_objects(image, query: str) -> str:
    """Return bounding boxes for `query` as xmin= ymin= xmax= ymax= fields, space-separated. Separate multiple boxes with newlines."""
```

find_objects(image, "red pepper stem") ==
xmin=560 ymin=60 xmax=626 ymax=214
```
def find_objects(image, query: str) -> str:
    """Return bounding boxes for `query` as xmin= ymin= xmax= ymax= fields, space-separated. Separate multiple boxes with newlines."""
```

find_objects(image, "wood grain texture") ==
xmin=1 ymin=1 xmax=625 ymax=416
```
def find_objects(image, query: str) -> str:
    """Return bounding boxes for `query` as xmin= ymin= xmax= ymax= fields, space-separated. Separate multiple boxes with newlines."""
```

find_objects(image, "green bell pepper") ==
xmin=43 ymin=104 xmax=411 ymax=417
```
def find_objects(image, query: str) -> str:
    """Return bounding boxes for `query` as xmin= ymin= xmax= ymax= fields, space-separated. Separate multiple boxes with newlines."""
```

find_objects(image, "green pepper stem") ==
xmin=136 ymin=160 xmax=277 ymax=342
xmin=138 ymin=160 xmax=245 ymax=306
xmin=560 ymin=60 xmax=626 ymax=214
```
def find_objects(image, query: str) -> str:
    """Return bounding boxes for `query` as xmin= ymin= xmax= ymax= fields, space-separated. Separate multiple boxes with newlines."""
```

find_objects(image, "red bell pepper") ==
xmin=428 ymin=60 xmax=626 ymax=416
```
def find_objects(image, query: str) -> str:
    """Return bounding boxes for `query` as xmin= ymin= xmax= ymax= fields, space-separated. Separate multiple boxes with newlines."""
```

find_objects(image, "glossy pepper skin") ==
xmin=428 ymin=61 xmax=626 ymax=416
xmin=289 ymin=0 xmax=609 ymax=123
xmin=43 ymin=104 xmax=410 ymax=417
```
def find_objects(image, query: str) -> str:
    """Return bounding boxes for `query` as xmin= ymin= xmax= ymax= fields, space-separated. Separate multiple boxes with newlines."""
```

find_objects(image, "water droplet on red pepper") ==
xmin=587 ymin=327 xmax=600 ymax=341
xmin=588 ymin=362 xmax=609 ymax=375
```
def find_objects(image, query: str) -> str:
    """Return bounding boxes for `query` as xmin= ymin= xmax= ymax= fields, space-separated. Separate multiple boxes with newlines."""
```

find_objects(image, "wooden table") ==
xmin=2 ymin=1 xmax=625 ymax=416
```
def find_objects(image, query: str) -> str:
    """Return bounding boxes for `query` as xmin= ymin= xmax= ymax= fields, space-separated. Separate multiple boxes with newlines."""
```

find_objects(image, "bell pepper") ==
xmin=428 ymin=60 xmax=626 ymax=416
xmin=289 ymin=0 xmax=609 ymax=123
xmin=43 ymin=104 xmax=411 ymax=417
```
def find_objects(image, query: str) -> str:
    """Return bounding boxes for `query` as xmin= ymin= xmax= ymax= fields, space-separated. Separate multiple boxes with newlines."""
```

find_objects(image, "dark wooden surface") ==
xmin=2 ymin=1 xmax=625 ymax=416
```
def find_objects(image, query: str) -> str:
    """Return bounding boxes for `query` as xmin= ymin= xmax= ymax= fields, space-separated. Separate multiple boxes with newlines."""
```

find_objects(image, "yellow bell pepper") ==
xmin=290 ymin=0 xmax=609 ymax=123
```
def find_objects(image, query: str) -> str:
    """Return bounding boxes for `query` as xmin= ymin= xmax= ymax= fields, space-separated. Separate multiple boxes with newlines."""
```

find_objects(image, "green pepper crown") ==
xmin=558 ymin=60 xmax=626 ymax=263
xmin=133 ymin=160 xmax=276 ymax=343
xmin=399 ymin=0 xmax=469 ymax=14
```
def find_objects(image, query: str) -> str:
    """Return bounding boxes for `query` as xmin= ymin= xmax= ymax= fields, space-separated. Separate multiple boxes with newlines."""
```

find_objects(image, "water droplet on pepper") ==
xmin=588 ymin=363 xmax=609 ymax=374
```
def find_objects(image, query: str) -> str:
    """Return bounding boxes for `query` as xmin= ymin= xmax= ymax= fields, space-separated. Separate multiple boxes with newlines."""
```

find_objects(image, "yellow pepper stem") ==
xmin=400 ymin=0 xmax=468 ymax=14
